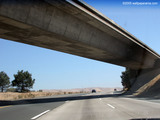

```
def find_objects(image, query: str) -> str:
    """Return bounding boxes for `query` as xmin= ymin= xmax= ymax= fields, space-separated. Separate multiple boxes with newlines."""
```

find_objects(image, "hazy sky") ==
xmin=0 ymin=0 xmax=159 ymax=90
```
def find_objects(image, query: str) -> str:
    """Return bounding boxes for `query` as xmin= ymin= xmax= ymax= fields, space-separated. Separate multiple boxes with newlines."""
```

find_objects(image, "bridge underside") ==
xmin=0 ymin=0 xmax=159 ymax=70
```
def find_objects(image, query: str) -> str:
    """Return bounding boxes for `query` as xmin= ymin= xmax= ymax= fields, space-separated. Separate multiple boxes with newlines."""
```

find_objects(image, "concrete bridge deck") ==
xmin=0 ymin=0 xmax=159 ymax=69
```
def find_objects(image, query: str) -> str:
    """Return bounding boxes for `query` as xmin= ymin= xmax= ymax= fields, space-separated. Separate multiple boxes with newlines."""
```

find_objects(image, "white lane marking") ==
xmin=99 ymin=98 xmax=102 ymax=100
xmin=65 ymin=100 xmax=69 ymax=102
xmin=107 ymin=104 xmax=115 ymax=109
xmin=31 ymin=110 xmax=50 ymax=119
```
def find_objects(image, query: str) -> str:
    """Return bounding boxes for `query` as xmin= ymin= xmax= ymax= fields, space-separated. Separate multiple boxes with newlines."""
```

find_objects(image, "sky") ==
xmin=0 ymin=0 xmax=160 ymax=90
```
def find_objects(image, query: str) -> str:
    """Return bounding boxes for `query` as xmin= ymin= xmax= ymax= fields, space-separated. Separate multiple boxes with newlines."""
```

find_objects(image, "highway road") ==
xmin=0 ymin=93 xmax=86 ymax=120
xmin=1 ymin=92 xmax=160 ymax=120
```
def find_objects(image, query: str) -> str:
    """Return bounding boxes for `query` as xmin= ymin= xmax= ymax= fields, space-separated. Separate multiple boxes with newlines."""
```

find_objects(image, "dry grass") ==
xmin=0 ymin=91 xmax=82 ymax=101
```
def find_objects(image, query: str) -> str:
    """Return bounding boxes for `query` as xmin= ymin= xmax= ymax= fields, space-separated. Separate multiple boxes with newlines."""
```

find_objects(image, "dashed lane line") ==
xmin=31 ymin=110 xmax=50 ymax=120
xmin=107 ymin=104 xmax=115 ymax=109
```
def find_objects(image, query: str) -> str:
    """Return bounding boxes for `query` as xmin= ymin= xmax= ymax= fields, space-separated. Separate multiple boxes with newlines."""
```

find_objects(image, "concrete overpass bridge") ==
xmin=0 ymin=0 xmax=160 ymax=95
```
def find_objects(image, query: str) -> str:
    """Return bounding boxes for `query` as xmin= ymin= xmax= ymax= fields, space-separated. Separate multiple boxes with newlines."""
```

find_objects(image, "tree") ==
xmin=0 ymin=71 xmax=10 ymax=92
xmin=12 ymin=70 xmax=35 ymax=92
xmin=121 ymin=69 xmax=131 ymax=91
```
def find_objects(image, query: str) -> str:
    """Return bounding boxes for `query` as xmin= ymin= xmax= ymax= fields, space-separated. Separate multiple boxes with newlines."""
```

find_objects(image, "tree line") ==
xmin=0 ymin=70 xmax=35 ymax=92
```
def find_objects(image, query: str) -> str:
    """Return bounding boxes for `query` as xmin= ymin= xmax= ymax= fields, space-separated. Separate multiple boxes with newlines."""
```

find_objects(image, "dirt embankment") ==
xmin=128 ymin=68 xmax=160 ymax=98
xmin=134 ymin=74 xmax=160 ymax=98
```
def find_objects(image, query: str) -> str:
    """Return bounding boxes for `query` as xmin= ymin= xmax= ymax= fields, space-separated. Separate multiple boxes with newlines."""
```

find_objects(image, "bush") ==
xmin=38 ymin=90 xmax=43 ymax=92
xmin=6 ymin=88 xmax=17 ymax=92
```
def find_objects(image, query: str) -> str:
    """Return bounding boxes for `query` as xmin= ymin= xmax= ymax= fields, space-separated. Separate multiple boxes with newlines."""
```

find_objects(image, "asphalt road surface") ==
xmin=1 ymin=92 xmax=160 ymax=120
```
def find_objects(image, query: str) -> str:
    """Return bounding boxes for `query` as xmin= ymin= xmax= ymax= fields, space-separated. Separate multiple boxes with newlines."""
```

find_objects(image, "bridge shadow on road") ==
xmin=0 ymin=93 xmax=121 ymax=106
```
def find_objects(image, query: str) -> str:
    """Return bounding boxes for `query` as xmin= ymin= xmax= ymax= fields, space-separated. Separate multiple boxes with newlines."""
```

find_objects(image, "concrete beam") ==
xmin=0 ymin=0 xmax=159 ymax=69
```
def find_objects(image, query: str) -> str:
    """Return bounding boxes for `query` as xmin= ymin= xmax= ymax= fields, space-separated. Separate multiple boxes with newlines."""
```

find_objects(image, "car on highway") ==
xmin=91 ymin=89 xmax=96 ymax=93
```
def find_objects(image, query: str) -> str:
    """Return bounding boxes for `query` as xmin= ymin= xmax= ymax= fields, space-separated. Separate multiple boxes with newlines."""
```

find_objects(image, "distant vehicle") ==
xmin=114 ymin=89 xmax=117 ymax=91
xmin=92 ymin=89 xmax=96 ymax=93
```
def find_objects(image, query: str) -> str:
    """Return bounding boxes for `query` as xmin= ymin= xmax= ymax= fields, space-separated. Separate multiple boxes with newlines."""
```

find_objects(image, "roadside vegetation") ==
xmin=0 ymin=71 xmax=10 ymax=92
xmin=0 ymin=70 xmax=86 ymax=100
xmin=0 ymin=91 xmax=84 ymax=100
xmin=12 ymin=70 xmax=35 ymax=92
xmin=121 ymin=68 xmax=131 ymax=91
xmin=121 ymin=68 xmax=140 ymax=91
xmin=0 ymin=70 xmax=35 ymax=93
